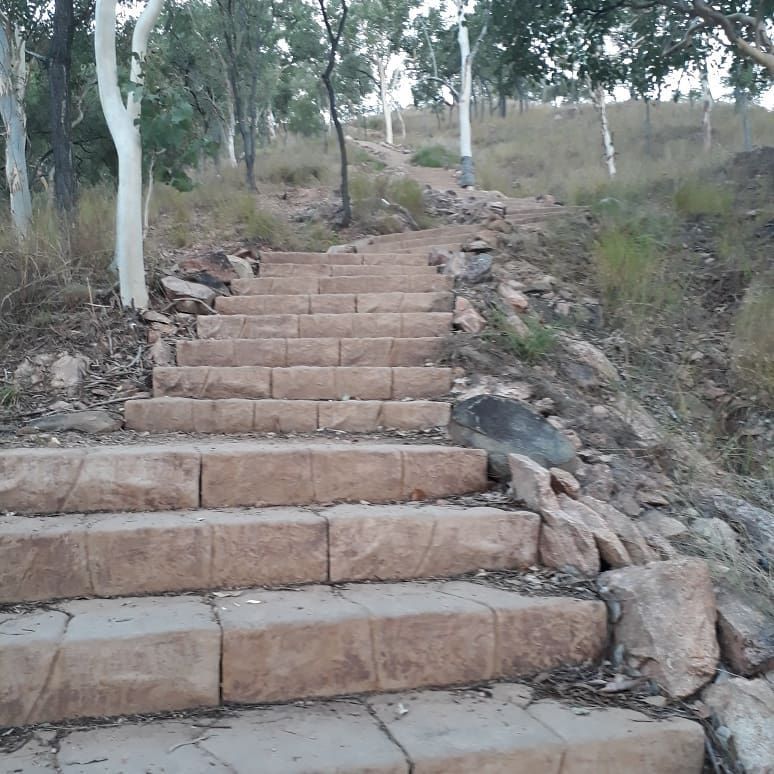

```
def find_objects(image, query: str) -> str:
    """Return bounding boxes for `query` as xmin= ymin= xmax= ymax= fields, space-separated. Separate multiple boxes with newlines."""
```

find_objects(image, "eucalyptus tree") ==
xmin=214 ymin=0 xmax=279 ymax=189
xmin=94 ymin=0 xmax=163 ymax=308
xmin=0 ymin=5 xmax=40 ymax=241
xmin=318 ymin=0 xmax=351 ymax=225
xmin=350 ymin=0 xmax=415 ymax=145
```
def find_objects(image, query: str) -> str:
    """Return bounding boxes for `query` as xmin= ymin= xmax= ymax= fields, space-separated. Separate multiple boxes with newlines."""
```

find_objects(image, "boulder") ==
xmin=161 ymin=276 xmax=218 ymax=314
xmin=498 ymin=282 xmax=529 ymax=312
xmin=581 ymin=497 xmax=657 ymax=565
xmin=226 ymin=255 xmax=254 ymax=279
xmin=461 ymin=253 xmax=493 ymax=284
xmin=703 ymin=677 xmax=774 ymax=774
xmin=550 ymin=467 xmax=581 ymax=498
xmin=715 ymin=588 xmax=774 ymax=676
xmin=558 ymin=336 xmax=620 ymax=385
xmin=326 ymin=244 xmax=357 ymax=254
xmin=692 ymin=517 xmax=739 ymax=558
xmin=598 ymin=558 xmax=719 ymax=698
xmin=462 ymin=238 xmax=491 ymax=253
xmin=26 ymin=410 xmax=123 ymax=434
xmin=452 ymin=298 xmax=486 ymax=334
xmin=49 ymin=353 xmax=90 ymax=395
xmin=638 ymin=511 xmax=688 ymax=539
xmin=554 ymin=495 xmax=630 ymax=569
xmin=696 ymin=489 xmax=774 ymax=568
xmin=540 ymin=499 xmax=600 ymax=577
xmin=508 ymin=454 xmax=558 ymax=512
xmin=442 ymin=252 xmax=468 ymax=278
xmin=179 ymin=252 xmax=238 ymax=283
xmin=449 ymin=394 xmax=577 ymax=481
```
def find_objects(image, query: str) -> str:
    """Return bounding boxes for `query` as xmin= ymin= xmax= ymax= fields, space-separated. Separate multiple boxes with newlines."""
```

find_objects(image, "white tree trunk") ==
xmin=592 ymin=85 xmax=616 ymax=178
xmin=701 ymin=71 xmax=713 ymax=153
xmin=223 ymin=94 xmax=237 ymax=167
xmin=0 ymin=16 xmax=32 ymax=242
xmin=457 ymin=13 xmax=474 ymax=187
xmin=95 ymin=0 xmax=163 ymax=309
xmin=377 ymin=58 xmax=394 ymax=145
xmin=394 ymin=101 xmax=406 ymax=142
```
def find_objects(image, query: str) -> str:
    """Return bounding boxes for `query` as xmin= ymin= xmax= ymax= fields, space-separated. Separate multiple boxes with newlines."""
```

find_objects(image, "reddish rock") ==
xmin=453 ymin=297 xmax=486 ymax=333
xmin=599 ymin=558 xmax=719 ymax=698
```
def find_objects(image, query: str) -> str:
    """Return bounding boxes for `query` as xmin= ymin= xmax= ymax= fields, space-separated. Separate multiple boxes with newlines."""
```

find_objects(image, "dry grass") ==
xmin=399 ymin=99 xmax=774 ymax=201
xmin=732 ymin=280 xmax=774 ymax=407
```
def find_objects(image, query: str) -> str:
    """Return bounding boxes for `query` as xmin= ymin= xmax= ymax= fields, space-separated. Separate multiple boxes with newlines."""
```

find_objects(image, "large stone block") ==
xmin=0 ymin=444 xmax=200 ymax=514
xmin=0 ymin=597 xmax=220 ymax=725
xmin=342 ymin=583 xmax=496 ymax=691
xmin=443 ymin=582 xmax=608 ymax=675
xmin=328 ymin=505 xmax=539 ymax=582
xmin=153 ymin=366 xmax=272 ymax=399
xmin=220 ymin=586 xmax=376 ymax=702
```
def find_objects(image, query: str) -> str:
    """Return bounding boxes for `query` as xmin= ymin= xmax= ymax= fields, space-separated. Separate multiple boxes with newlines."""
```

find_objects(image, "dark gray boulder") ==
xmin=461 ymin=253 xmax=492 ymax=284
xmin=449 ymin=394 xmax=577 ymax=480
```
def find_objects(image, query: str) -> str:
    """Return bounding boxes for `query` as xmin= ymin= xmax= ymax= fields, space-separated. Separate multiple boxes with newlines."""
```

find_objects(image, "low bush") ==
xmin=411 ymin=144 xmax=457 ymax=168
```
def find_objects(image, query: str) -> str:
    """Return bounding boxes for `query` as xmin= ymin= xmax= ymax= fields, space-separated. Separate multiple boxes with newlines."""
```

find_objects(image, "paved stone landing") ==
xmin=2 ymin=684 xmax=704 ymax=773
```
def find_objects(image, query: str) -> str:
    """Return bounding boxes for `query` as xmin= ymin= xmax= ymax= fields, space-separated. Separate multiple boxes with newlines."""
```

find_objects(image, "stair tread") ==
xmin=0 ymin=503 xmax=538 ymax=603
xmin=1 ymin=580 xmax=606 ymax=726
xmin=176 ymin=336 xmax=444 ymax=367
xmin=196 ymin=311 xmax=452 ymax=339
xmin=0 ymin=441 xmax=487 ymax=514
xmin=232 ymin=274 xmax=453 ymax=294
xmin=0 ymin=681 xmax=704 ymax=771
xmin=152 ymin=365 xmax=452 ymax=400
xmin=216 ymin=291 xmax=452 ymax=315
xmin=126 ymin=397 xmax=451 ymax=433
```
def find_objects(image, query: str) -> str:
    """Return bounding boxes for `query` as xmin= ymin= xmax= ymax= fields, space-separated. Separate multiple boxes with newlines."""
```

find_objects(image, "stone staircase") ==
xmin=0 ymin=225 xmax=705 ymax=772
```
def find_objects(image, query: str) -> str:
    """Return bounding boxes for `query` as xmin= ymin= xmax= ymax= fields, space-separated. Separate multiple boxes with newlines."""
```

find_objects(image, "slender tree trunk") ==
xmin=221 ymin=92 xmax=237 ymax=167
xmin=643 ymin=98 xmax=653 ymax=158
xmin=49 ymin=0 xmax=76 ymax=214
xmin=457 ymin=17 xmax=474 ymax=187
xmin=591 ymin=85 xmax=616 ymax=178
xmin=143 ymin=152 xmax=155 ymax=237
xmin=701 ymin=70 xmax=713 ymax=153
xmin=95 ymin=0 xmax=163 ymax=308
xmin=0 ymin=15 xmax=33 ymax=241
xmin=739 ymin=91 xmax=752 ymax=152
xmin=318 ymin=0 xmax=350 ymax=226
xmin=377 ymin=58 xmax=394 ymax=145
xmin=394 ymin=102 xmax=406 ymax=142
xmin=499 ymin=92 xmax=506 ymax=118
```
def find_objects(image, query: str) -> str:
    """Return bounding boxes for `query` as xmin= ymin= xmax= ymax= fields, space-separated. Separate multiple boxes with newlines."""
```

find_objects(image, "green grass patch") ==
xmin=411 ymin=144 xmax=457 ymax=168
xmin=674 ymin=180 xmax=733 ymax=217
xmin=486 ymin=307 xmax=558 ymax=363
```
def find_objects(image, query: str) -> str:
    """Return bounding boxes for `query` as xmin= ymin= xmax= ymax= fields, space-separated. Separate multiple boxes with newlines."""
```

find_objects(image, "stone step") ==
xmin=2 ymin=686 xmax=704 ymax=774
xmin=260 ymin=264 xmax=438 ymax=277
xmin=0 ymin=441 xmax=487 ymax=514
xmin=197 ymin=312 xmax=452 ymax=340
xmin=368 ymin=239 xmax=467 ymax=253
xmin=151 ymin=366 xmax=453 ymax=400
xmin=232 ymin=274 xmax=453 ymax=295
xmin=0 ymin=504 xmax=539 ymax=603
xmin=361 ymin=224 xmax=475 ymax=245
xmin=260 ymin=251 xmax=429 ymax=266
xmin=215 ymin=291 xmax=453 ymax=315
xmin=1 ymin=581 xmax=606 ymax=725
xmin=177 ymin=336 xmax=444 ymax=367
xmin=126 ymin=397 xmax=451 ymax=433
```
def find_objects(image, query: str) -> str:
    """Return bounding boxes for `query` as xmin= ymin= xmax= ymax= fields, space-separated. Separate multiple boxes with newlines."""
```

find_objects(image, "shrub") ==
xmin=732 ymin=281 xmax=774 ymax=406
xmin=674 ymin=180 xmax=733 ymax=217
xmin=411 ymin=144 xmax=457 ymax=168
